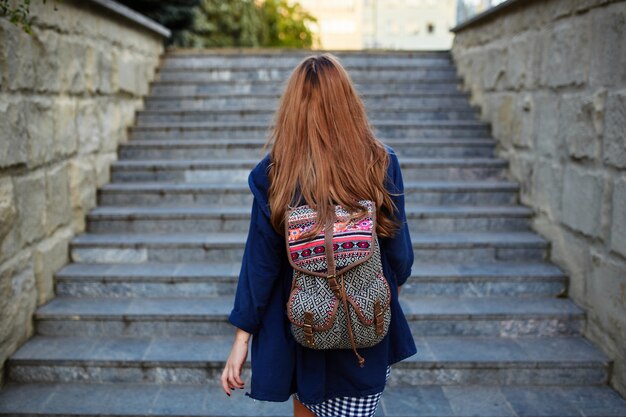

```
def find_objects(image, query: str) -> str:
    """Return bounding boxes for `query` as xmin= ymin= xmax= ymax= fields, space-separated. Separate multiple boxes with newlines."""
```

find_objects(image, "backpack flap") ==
xmin=284 ymin=200 xmax=377 ymax=277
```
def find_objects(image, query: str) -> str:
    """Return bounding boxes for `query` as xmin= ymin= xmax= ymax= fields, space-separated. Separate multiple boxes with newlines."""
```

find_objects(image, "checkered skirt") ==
xmin=293 ymin=365 xmax=391 ymax=417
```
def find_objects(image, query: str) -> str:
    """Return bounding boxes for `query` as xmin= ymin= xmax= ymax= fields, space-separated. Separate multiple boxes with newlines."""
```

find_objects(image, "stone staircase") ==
xmin=2 ymin=50 xmax=626 ymax=416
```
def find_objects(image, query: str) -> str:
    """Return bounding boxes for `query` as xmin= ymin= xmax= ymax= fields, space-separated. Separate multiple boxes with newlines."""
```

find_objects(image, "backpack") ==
xmin=284 ymin=199 xmax=391 ymax=367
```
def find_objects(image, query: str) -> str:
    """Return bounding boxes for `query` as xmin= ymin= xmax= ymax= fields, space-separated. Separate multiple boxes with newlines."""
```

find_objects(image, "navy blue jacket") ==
xmin=228 ymin=144 xmax=417 ymax=404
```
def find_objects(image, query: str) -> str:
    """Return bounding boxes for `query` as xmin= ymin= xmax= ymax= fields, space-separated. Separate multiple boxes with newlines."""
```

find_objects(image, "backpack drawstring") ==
xmin=339 ymin=272 xmax=366 ymax=367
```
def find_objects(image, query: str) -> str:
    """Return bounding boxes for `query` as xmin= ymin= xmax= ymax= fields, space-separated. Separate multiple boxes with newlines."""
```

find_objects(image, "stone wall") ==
xmin=0 ymin=0 xmax=167 ymax=386
xmin=451 ymin=0 xmax=626 ymax=395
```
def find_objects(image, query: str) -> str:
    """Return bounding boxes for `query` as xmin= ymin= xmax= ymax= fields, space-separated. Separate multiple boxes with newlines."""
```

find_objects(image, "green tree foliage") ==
xmin=260 ymin=0 xmax=316 ymax=48
xmin=177 ymin=0 xmax=265 ymax=48
xmin=0 ymin=0 xmax=59 ymax=34
xmin=118 ymin=0 xmax=317 ymax=48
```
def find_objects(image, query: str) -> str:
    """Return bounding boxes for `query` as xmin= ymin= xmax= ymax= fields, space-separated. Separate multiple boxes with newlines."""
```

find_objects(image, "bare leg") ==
xmin=293 ymin=397 xmax=317 ymax=417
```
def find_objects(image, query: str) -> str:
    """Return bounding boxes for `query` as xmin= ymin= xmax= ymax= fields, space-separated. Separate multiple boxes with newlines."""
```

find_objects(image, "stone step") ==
xmin=144 ymin=91 xmax=474 ymax=109
xmin=33 ymin=295 xmax=584 ymax=338
xmin=69 ymin=232 xmax=549 ymax=264
xmin=54 ymin=260 xmax=568 ymax=298
xmin=109 ymin=158 xmax=507 ymax=183
xmin=55 ymin=261 xmax=568 ymax=298
xmin=2 ymin=381 xmax=626 ymax=417
xmin=135 ymin=108 xmax=480 ymax=124
xmin=85 ymin=205 xmax=532 ymax=234
xmin=129 ymin=120 xmax=490 ymax=140
xmin=160 ymin=52 xmax=453 ymax=69
xmin=6 ymin=335 xmax=609 ymax=386
xmin=118 ymin=139 xmax=495 ymax=160
xmin=149 ymin=80 xmax=463 ymax=95
xmin=154 ymin=67 xmax=460 ymax=83
xmin=98 ymin=180 xmax=522 ymax=207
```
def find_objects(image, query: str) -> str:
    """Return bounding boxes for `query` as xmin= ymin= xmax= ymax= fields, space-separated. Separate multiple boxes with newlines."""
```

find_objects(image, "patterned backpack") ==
xmin=284 ymin=199 xmax=391 ymax=367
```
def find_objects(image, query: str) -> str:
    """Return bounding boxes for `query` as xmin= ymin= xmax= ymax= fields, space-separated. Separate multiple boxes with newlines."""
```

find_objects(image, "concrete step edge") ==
xmin=86 ymin=205 xmax=534 ymax=220
xmin=34 ymin=295 xmax=585 ymax=320
xmin=69 ymin=232 xmax=549 ymax=248
xmin=119 ymin=138 xmax=496 ymax=148
xmin=55 ymin=261 xmax=566 ymax=281
xmin=98 ymin=180 xmax=520 ymax=193
xmin=128 ymin=120 xmax=490 ymax=129
xmin=6 ymin=335 xmax=610 ymax=366
xmin=110 ymin=158 xmax=508 ymax=170
xmin=2 ymin=382 xmax=625 ymax=417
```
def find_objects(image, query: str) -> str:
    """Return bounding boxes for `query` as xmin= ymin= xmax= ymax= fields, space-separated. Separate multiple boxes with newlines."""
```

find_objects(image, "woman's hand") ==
xmin=220 ymin=328 xmax=251 ymax=396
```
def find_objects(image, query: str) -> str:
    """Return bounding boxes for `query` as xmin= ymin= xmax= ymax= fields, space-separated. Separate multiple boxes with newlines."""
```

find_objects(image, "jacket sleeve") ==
xmin=228 ymin=195 xmax=286 ymax=334
xmin=383 ymin=149 xmax=414 ymax=287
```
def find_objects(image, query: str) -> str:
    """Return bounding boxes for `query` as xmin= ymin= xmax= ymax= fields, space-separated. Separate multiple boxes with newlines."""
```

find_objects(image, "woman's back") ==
xmin=221 ymin=54 xmax=417 ymax=416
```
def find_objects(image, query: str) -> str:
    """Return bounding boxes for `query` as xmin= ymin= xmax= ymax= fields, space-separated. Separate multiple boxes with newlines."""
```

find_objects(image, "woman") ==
xmin=220 ymin=53 xmax=417 ymax=417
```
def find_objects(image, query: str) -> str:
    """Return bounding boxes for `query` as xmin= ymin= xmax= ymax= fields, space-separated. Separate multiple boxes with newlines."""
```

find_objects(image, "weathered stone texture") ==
xmin=533 ymin=93 xmax=561 ymax=157
xmin=562 ymin=165 xmax=605 ymax=238
xmin=45 ymin=163 xmax=72 ymax=233
xmin=604 ymin=90 xmax=626 ymax=169
xmin=452 ymin=0 xmax=626 ymax=397
xmin=0 ymin=178 xmax=16 ymax=241
xmin=14 ymin=172 xmax=47 ymax=247
xmin=532 ymin=160 xmax=563 ymax=220
xmin=0 ymin=0 xmax=165 ymax=390
xmin=560 ymin=90 xmax=606 ymax=161
xmin=610 ymin=177 xmax=626 ymax=257
xmin=540 ymin=18 xmax=591 ymax=88
xmin=33 ymin=228 xmax=72 ymax=305
xmin=0 ymin=98 xmax=28 ymax=168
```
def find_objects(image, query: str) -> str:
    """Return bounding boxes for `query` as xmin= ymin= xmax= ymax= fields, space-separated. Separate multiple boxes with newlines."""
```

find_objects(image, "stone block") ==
xmin=0 ymin=99 xmax=28 ymax=168
xmin=540 ymin=17 xmax=591 ymax=87
xmin=68 ymin=158 xmax=96 ymax=232
xmin=587 ymin=250 xmax=626 ymax=353
xmin=25 ymin=99 xmax=55 ymax=167
xmin=532 ymin=159 xmax=563 ymax=219
xmin=83 ymin=45 xmax=97 ymax=94
xmin=0 ymin=251 xmax=36 ymax=355
xmin=506 ymin=33 xmax=538 ymax=89
xmin=96 ymin=47 xmax=115 ymax=94
xmin=117 ymin=50 xmax=141 ymax=95
xmin=45 ymin=163 xmax=71 ymax=233
xmin=490 ymin=93 xmax=514 ymax=147
xmin=0 ymin=177 xmax=17 ymax=241
xmin=76 ymin=100 xmax=102 ymax=155
xmin=0 ymin=223 xmax=20 ymax=265
xmin=559 ymin=89 xmax=606 ymax=161
xmin=94 ymin=153 xmax=117 ymax=187
xmin=33 ymin=228 xmax=72 ymax=305
xmin=2 ymin=21 xmax=37 ymax=91
xmin=533 ymin=93 xmax=561 ymax=157
xmin=53 ymin=97 xmax=78 ymax=158
xmin=589 ymin=1 xmax=626 ymax=87
xmin=507 ymin=155 xmax=534 ymax=202
xmin=57 ymin=39 xmax=87 ymax=94
xmin=603 ymin=90 xmax=626 ymax=169
xmin=482 ymin=46 xmax=507 ymax=91
xmin=33 ymin=27 xmax=61 ymax=92
xmin=610 ymin=176 xmax=626 ymax=258
xmin=14 ymin=171 xmax=47 ymax=246
xmin=0 ymin=21 xmax=7 ymax=88
xmin=549 ymin=227 xmax=591 ymax=301
xmin=511 ymin=94 xmax=534 ymax=148
xmin=100 ymin=101 xmax=123 ymax=152
xmin=561 ymin=165 xmax=604 ymax=238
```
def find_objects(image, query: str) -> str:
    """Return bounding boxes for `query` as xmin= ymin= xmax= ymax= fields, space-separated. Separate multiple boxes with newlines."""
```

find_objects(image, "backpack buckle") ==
xmin=303 ymin=311 xmax=316 ymax=346
xmin=327 ymin=273 xmax=343 ymax=299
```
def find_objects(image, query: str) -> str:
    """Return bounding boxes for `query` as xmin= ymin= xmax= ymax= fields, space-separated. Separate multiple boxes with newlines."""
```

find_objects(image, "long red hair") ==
xmin=262 ymin=53 xmax=401 ymax=240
